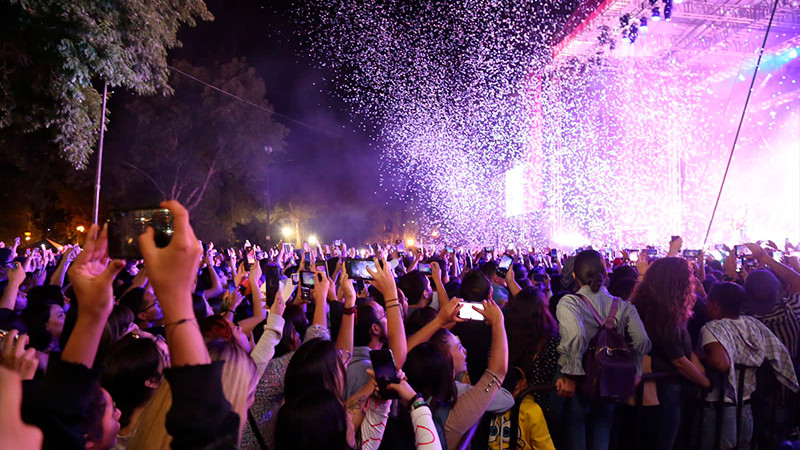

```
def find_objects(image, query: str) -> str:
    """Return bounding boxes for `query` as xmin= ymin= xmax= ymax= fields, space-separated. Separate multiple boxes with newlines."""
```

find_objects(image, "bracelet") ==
xmin=386 ymin=303 xmax=400 ymax=310
xmin=165 ymin=317 xmax=197 ymax=328
xmin=342 ymin=306 xmax=357 ymax=315
xmin=384 ymin=298 xmax=398 ymax=304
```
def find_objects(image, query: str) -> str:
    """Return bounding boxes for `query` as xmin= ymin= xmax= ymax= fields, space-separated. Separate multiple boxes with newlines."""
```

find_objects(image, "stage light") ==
xmin=406 ymin=238 xmax=415 ymax=247
xmin=652 ymin=7 xmax=661 ymax=21
xmin=620 ymin=14 xmax=630 ymax=27
xmin=281 ymin=226 xmax=292 ymax=238
xmin=621 ymin=29 xmax=630 ymax=45
xmin=639 ymin=17 xmax=648 ymax=33
xmin=674 ymin=0 xmax=683 ymax=4
xmin=788 ymin=49 xmax=798 ymax=59
xmin=76 ymin=225 xmax=85 ymax=233
xmin=629 ymin=25 xmax=639 ymax=44
xmin=664 ymin=0 xmax=673 ymax=21
xmin=308 ymin=235 xmax=318 ymax=245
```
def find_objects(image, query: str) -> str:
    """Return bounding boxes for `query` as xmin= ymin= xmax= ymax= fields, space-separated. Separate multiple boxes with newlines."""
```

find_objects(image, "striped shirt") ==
xmin=555 ymin=285 xmax=651 ymax=376
xmin=751 ymin=293 xmax=800 ymax=367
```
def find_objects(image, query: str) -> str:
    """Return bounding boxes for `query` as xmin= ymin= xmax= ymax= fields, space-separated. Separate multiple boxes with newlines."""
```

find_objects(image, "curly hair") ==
xmin=629 ymin=257 xmax=694 ymax=342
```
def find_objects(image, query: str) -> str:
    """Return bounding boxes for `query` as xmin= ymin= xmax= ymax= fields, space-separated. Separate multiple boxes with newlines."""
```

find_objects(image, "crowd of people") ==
xmin=0 ymin=200 xmax=799 ymax=450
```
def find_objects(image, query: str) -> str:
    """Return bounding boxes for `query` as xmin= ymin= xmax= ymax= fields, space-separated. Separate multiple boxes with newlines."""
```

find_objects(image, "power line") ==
xmin=166 ymin=64 xmax=328 ymax=133
xmin=702 ymin=0 xmax=781 ymax=247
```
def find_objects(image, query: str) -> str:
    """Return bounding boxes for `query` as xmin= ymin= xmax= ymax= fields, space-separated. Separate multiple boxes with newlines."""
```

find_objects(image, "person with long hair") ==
xmin=554 ymin=250 xmax=651 ymax=450
xmin=504 ymin=287 xmax=560 ymax=417
xmin=629 ymin=257 xmax=710 ymax=450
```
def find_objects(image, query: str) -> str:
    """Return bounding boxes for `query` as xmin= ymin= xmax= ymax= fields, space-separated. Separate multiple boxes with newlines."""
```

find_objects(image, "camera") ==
xmin=107 ymin=208 xmax=174 ymax=260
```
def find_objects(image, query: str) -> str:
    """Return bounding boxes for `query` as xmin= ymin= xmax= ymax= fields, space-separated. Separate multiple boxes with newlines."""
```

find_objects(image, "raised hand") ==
xmin=435 ymin=296 xmax=465 ymax=326
xmin=68 ymin=224 xmax=125 ymax=318
xmin=270 ymin=290 xmax=286 ymax=317
xmin=313 ymin=269 xmax=330 ymax=305
xmin=365 ymin=257 xmax=397 ymax=299
xmin=476 ymin=298 xmax=504 ymax=327
xmin=0 ymin=331 xmax=38 ymax=380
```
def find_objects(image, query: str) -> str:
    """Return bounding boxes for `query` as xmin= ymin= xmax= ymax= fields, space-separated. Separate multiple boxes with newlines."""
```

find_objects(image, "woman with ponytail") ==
xmin=553 ymin=250 xmax=651 ymax=450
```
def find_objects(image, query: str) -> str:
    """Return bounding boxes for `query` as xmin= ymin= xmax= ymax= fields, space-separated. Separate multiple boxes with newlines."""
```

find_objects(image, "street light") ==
xmin=281 ymin=227 xmax=292 ymax=238
xmin=76 ymin=225 xmax=86 ymax=233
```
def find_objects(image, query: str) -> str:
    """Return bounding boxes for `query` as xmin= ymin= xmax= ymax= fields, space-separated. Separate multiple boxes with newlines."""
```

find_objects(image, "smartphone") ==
xmin=291 ymin=273 xmax=299 ymax=285
xmin=345 ymin=259 xmax=376 ymax=280
xmin=628 ymin=250 xmax=639 ymax=262
xmin=683 ymin=249 xmax=700 ymax=259
xmin=418 ymin=262 xmax=432 ymax=274
xmin=771 ymin=250 xmax=783 ymax=262
xmin=315 ymin=261 xmax=328 ymax=276
xmin=396 ymin=240 xmax=405 ymax=254
xmin=241 ymin=248 xmax=251 ymax=272
xmin=458 ymin=302 xmax=485 ymax=321
xmin=107 ymin=208 xmax=174 ymax=259
xmin=300 ymin=270 xmax=316 ymax=288
xmin=369 ymin=349 xmax=401 ymax=399
xmin=484 ymin=246 xmax=494 ymax=253
xmin=735 ymin=245 xmax=752 ymax=258
xmin=497 ymin=254 xmax=513 ymax=276
xmin=334 ymin=239 xmax=342 ymax=247
xmin=550 ymin=249 xmax=558 ymax=260
xmin=445 ymin=246 xmax=454 ymax=254
xmin=533 ymin=273 xmax=547 ymax=282
xmin=646 ymin=248 xmax=658 ymax=259
xmin=202 ymin=241 xmax=209 ymax=254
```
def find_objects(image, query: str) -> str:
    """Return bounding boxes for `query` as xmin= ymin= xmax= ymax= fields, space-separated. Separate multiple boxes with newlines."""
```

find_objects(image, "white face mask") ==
xmin=430 ymin=291 xmax=440 ymax=311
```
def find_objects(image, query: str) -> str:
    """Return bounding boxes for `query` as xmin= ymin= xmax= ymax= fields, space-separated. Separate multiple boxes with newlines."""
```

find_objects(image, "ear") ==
xmin=145 ymin=377 xmax=160 ymax=389
xmin=137 ymin=311 xmax=148 ymax=322
xmin=85 ymin=436 xmax=96 ymax=449
xmin=370 ymin=323 xmax=382 ymax=336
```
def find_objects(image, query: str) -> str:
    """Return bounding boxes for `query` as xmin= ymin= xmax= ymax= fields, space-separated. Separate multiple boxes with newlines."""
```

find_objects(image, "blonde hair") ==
xmin=207 ymin=338 xmax=258 ymax=442
xmin=127 ymin=339 xmax=257 ymax=449
xmin=127 ymin=382 xmax=172 ymax=450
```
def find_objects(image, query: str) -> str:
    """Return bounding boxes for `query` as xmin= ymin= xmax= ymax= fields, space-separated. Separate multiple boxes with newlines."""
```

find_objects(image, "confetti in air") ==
xmin=293 ymin=0 xmax=800 ymax=248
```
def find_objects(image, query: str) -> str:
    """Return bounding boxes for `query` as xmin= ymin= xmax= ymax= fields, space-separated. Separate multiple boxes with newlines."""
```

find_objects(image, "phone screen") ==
xmin=315 ymin=261 xmax=328 ymax=275
xmin=458 ymin=302 xmax=485 ymax=321
xmin=498 ymin=255 xmax=513 ymax=271
xmin=735 ymin=245 xmax=752 ymax=258
xmin=107 ymin=208 xmax=174 ymax=260
xmin=418 ymin=263 xmax=432 ymax=274
xmin=369 ymin=349 xmax=400 ymax=399
xmin=346 ymin=259 xmax=376 ymax=280
xmin=629 ymin=251 xmax=639 ymax=262
xmin=300 ymin=270 xmax=315 ymax=287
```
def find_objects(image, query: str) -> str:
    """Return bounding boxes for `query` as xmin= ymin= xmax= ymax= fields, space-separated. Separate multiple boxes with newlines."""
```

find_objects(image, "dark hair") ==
xmin=102 ymin=334 xmax=161 ymax=428
xmin=275 ymin=390 xmax=351 ymax=450
xmin=549 ymin=290 xmax=571 ymax=319
xmin=460 ymin=270 xmax=492 ymax=303
xmin=405 ymin=306 xmax=437 ymax=335
xmin=19 ymin=299 xmax=59 ymax=351
xmin=397 ymin=271 xmax=429 ymax=306
xmin=444 ymin=279 xmax=461 ymax=300
xmin=26 ymin=285 xmax=65 ymax=307
xmin=629 ymin=257 xmax=694 ymax=342
xmin=284 ymin=338 xmax=345 ymax=402
xmin=480 ymin=261 xmax=498 ymax=279
xmin=274 ymin=318 xmax=298 ymax=357
xmin=708 ymin=282 xmax=746 ymax=317
xmin=83 ymin=387 xmax=108 ymax=444
xmin=353 ymin=300 xmax=382 ymax=347
xmin=573 ymin=250 xmax=606 ymax=293
xmin=609 ymin=265 xmax=638 ymax=286
xmin=608 ymin=277 xmax=637 ymax=300
xmin=504 ymin=287 xmax=558 ymax=375
xmin=283 ymin=304 xmax=308 ymax=340
xmin=744 ymin=270 xmax=782 ymax=312
xmin=119 ymin=288 xmax=147 ymax=316
xmin=192 ymin=294 xmax=209 ymax=320
xmin=96 ymin=305 xmax=136 ymax=367
xmin=403 ymin=342 xmax=457 ymax=413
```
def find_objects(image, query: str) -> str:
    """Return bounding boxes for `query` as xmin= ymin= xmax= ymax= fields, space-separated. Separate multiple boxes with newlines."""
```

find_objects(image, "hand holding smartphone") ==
xmin=369 ymin=349 xmax=401 ymax=400
xmin=457 ymin=301 xmax=485 ymax=321
xmin=107 ymin=208 xmax=174 ymax=260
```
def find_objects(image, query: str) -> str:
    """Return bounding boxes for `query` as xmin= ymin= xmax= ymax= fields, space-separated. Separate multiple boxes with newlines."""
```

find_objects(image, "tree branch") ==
xmin=121 ymin=161 xmax=166 ymax=200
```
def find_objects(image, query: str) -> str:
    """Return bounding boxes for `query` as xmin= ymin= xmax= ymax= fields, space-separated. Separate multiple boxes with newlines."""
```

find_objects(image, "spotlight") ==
xmin=674 ymin=0 xmax=683 ymax=3
xmin=664 ymin=0 xmax=673 ymax=21
xmin=639 ymin=17 xmax=648 ymax=33
xmin=620 ymin=14 xmax=630 ymax=27
xmin=652 ymin=7 xmax=661 ymax=21
xmin=629 ymin=25 xmax=639 ymax=44
xmin=788 ymin=49 xmax=798 ymax=59
xmin=621 ymin=29 xmax=631 ymax=45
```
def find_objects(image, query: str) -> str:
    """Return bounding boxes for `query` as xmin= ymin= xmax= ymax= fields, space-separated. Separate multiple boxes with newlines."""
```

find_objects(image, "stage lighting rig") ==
xmin=664 ymin=0 xmax=673 ymax=21
xmin=652 ymin=7 xmax=661 ymax=21
xmin=629 ymin=24 xmax=639 ymax=44
xmin=639 ymin=17 xmax=648 ymax=33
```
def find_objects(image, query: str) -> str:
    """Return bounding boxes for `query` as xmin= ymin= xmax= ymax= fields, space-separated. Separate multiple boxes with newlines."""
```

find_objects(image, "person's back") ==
xmin=554 ymin=250 xmax=650 ymax=450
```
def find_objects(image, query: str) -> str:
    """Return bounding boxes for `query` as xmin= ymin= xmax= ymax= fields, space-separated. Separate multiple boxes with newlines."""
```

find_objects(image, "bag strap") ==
xmin=248 ymin=408 xmax=269 ymax=450
xmin=576 ymin=293 xmax=619 ymax=328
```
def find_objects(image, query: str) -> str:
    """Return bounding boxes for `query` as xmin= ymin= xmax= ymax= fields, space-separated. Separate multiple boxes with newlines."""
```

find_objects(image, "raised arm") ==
xmin=202 ymin=250 xmax=224 ymax=299
xmin=0 ymin=262 xmax=26 ymax=311
xmin=505 ymin=264 xmax=522 ymax=298
xmin=336 ymin=270 xmax=357 ymax=361
xmin=746 ymin=243 xmax=800 ymax=294
xmin=63 ymin=225 xmax=126 ymax=367
xmin=430 ymin=261 xmax=449 ymax=309
xmin=367 ymin=257 xmax=408 ymax=368
xmin=49 ymin=245 xmax=78 ymax=289
xmin=407 ymin=296 xmax=464 ymax=351
xmin=139 ymin=201 xmax=208 ymax=367
xmin=477 ymin=298 xmax=508 ymax=378
xmin=238 ymin=262 xmax=266 ymax=334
